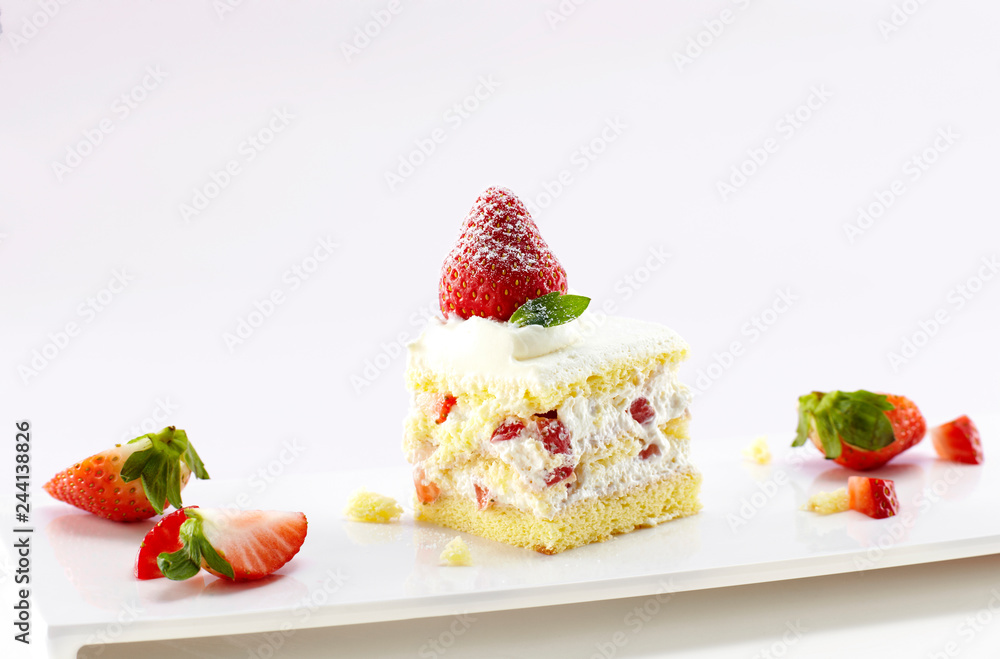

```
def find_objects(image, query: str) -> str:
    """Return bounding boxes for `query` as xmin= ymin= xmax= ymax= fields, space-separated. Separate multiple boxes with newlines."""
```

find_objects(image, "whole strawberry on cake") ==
xmin=403 ymin=186 xmax=700 ymax=554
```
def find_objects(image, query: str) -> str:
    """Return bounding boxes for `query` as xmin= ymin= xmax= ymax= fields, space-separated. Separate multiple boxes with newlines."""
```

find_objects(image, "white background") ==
xmin=1 ymin=1 xmax=999 ymax=657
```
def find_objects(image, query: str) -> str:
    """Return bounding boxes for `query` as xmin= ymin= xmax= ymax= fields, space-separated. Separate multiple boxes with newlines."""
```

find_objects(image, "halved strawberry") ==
xmin=135 ymin=506 xmax=197 ymax=579
xmin=156 ymin=508 xmax=307 ymax=582
xmin=439 ymin=186 xmax=568 ymax=321
xmin=848 ymin=476 xmax=899 ymax=519
xmin=44 ymin=426 xmax=209 ymax=522
xmin=931 ymin=415 xmax=983 ymax=465
xmin=793 ymin=391 xmax=926 ymax=471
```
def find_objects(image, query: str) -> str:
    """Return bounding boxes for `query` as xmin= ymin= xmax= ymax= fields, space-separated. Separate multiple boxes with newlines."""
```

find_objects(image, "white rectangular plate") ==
xmin=27 ymin=416 xmax=1000 ymax=657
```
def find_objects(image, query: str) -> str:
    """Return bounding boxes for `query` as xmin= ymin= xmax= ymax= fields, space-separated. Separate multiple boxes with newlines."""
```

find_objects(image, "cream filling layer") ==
xmin=419 ymin=363 xmax=693 ymax=519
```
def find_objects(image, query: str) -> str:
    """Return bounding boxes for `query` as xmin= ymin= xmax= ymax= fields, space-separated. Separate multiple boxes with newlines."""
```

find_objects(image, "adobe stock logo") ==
xmin=886 ymin=255 xmax=998 ymax=372
xmin=340 ymin=0 xmax=410 ymax=63
xmin=384 ymin=76 xmax=500 ymax=192
xmin=51 ymin=66 xmax=168 ymax=182
xmin=843 ymin=127 xmax=959 ymax=244
xmin=18 ymin=269 xmax=135 ymax=385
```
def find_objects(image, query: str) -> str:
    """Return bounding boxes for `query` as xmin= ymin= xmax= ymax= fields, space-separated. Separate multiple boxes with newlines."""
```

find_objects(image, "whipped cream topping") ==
xmin=407 ymin=313 xmax=690 ymax=402
xmin=409 ymin=314 xmax=584 ymax=374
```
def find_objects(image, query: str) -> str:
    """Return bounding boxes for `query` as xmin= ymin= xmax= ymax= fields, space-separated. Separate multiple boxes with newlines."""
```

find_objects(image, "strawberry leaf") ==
xmin=121 ymin=427 xmax=210 ymax=514
xmin=144 ymin=454 xmax=172 ymax=515
xmin=793 ymin=393 xmax=821 ymax=447
xmin=829 ymin=390 xmax=895 ymax=451
xmin=176 ymin=429 xmax=210 ymax=480
xmin=157 ymin=514 xmax=202 ymax=581
xmin=157 ymin=546 xmax=202 ymax=581
xmin=793 ymin=390 xmax=897 ymax=458
xmin=158 ymin=512 xmax=234 ymax=581
xmin=509 ymin=292 xmax=590 ymax=328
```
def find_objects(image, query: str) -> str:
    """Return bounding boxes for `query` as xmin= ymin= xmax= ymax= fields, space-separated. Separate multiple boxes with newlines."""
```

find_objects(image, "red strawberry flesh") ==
xmin=491 ymin=419 xmax=525 ymax=442
xmin=537 ymin=418 xmax=571 ymax=455
xmin=639 ymin=443 xmax=661 ymax=460
xmin=435 ymin=395 xmax=458 ymax=424
xmin=439 ymin=186 xmax=568 ymax=321
xmin=848 ymin=476 xmax=899 ymax=519
xmin=202 ymin=510 xmax=307 ymax=581
xmin=544 ymin=465 xmax=574 ymax=486
xmin=135 ymin=506 xmax=197 ymax=580
xmin=414 ymin=467 xmax=441 ymax=504
xmin=630 ymin=398 xmax=655 ymax=425
xmin=931 ymin=415 xmax=983 ymax=465
xmin=474 ymin=484 xmax=492 ymax=510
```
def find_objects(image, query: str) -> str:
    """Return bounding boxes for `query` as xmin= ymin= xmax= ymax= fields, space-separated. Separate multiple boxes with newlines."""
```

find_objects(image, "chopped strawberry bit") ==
xmin=931 ymin=415 xmax=983 ymax=465
xmin=544 ymin=465 xmax=574 ymax=486
xmin=848 ymin=476 xmax=899 ymax=519
xmin=435 ymin=395 xmax=458 ymax=424
xmin=537 ymin=410 xmax=558 ymax=419
xmin=413 ymin=467 xmax=441 ymax=505
xmin=630 ymin=398 xmax=655 ymax=425
xmin=537 ymin=418 xmax=571 ymax=454
xmin=639 ymin=443 xmax=661 ymax=460
xmin=474 ymin=484 xmax=492 ymax=510
xmin=491 ymin=419 xmax=525 ymax=442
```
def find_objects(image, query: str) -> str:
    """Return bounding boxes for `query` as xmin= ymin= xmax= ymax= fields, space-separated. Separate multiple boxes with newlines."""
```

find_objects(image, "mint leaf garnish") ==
xmin=509 ymin=292 xmax=590 ymax=328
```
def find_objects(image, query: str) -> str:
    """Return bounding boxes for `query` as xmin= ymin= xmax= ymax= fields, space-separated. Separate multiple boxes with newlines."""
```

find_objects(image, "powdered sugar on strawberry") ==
xmin=439 ymin=186 xmax=568 ymax=321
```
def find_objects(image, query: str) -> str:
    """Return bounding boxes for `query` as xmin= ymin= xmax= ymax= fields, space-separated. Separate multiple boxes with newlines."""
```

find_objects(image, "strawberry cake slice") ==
xmin=403 ymin=187 xmax=700 ymax=554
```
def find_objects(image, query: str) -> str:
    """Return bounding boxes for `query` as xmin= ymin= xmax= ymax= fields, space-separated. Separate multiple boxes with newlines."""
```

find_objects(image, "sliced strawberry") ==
xmin=439 ymin=186 xmax=568 ymax=321
xmin=135 ymin=507 xmax=197 ymax=579
xmin=156 ymin=508 xmax=307 ymax=582
xmin=630 ymin=398 xmax=655 ymax=425
xmin=639 ymin=443 xmax=661 ymax=460
xmin=544 ymin=465 xmax=574 ymax=486
xmin=536 ymin=410 xmax=558 ymax=419
xmin=848 ymin=476 xmax=899 ymax=519
xmin=793 ymin=391 xmax=926 ymax=471
xmin=931 ymin=415 xmax=983 ymax=465
xmin=435 ymin=395 xmax=458 ymax=424
xmin=490 ymin=419 xmax=525 ymax=442
xmin=413 ymin=466 xmax=441 ymax=505
xmin=474 ymin=484 xmax=492 ymax=510
xmin=536 ymin=418 xmax=571 ymax=455
xmin=43 ymin=426 xmax=209 ymax=522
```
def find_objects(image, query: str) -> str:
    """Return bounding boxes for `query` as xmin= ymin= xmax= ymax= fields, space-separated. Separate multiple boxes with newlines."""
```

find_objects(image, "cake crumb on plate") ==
xmin=440 ymin=536 xmax=473 ymax=566
xmin=801 ymin=488 xmax=849 ymax=515
xmin=743 ymin=436 xmax=772 ymax=465
xmin=344 ymin=489 xmax=404 ymax=523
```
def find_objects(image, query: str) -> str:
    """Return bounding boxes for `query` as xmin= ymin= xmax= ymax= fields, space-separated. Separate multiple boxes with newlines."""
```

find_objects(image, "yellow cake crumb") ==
xmin=801 ymin=488 xmax=849 ymax=515
xmin=344 ymin=489 xmax=404 ymax=523
xmin=439 ymin=536 xmax=473 ymax=566
xmin=742 ymin=436 xmax=771 ymax=465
